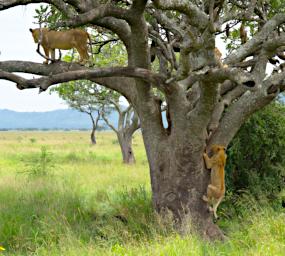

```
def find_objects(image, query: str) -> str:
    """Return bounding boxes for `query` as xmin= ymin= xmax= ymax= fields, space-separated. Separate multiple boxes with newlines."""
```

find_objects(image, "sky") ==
xmin=0 ymin=5 xmax=67 ymax=112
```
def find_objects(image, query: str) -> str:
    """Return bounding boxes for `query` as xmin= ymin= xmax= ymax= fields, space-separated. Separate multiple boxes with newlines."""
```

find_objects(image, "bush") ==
xmin=226 ymin=101 xmax=285 ymax=201
xmin=20 ymin=146 xmax=56 ymax=177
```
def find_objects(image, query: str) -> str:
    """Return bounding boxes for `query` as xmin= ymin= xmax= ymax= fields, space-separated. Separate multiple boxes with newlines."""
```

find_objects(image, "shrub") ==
xmin=20 ymin=146 xmax=56 ymax=177
xmin=226 ymin=101 xmax=285 ymax=201
xmin=30 ymin=138 xmax=37 ymax=143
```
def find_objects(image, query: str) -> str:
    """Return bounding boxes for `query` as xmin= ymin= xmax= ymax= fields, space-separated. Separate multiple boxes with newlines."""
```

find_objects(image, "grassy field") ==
xmin=0 ymin=131 xmax=284 ymax=255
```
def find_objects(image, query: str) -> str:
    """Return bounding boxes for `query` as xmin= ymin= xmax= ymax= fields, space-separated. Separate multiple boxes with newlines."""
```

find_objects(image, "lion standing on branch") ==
xmin=29 ymin=28 xmax=92 ymax=65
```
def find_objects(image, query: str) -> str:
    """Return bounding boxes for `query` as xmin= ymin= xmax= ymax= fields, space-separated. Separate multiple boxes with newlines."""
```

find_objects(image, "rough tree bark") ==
xmin=0 ymin=0 xmax=284 ymax=240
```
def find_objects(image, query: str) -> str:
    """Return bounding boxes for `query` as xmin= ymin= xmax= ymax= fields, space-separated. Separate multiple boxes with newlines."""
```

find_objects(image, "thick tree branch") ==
xmin=109 ymin=99 xmax=122 ymax=115
xmin=264 ymin=35 xmax=285 ymax=51
xmin=0 ymin=0 xmax=43 ymax=9
xmin=0 ymin=70 xmax=28 ymax=87
xmin=225 ymin=13 xmax=285 ymax=65
xmin=118 ymin=109 xmax=126 ymax=131
xmin=0 ymin=61 xmax=164 ymax=102
xmin=95 ymin=17 xmax=132 ymax=52
xmin=128 ymin=110 xmax=140 ymax=134
xmin=0 ymin=61 xmax=132 ymax=98
xmin=181 ymin=67 xmax=256 ymax=90
xmin=56 ymin=4 xmax=131 ymax=27
xmin=50 ymin=0 xmax=76 ymax=18
xmin=0 ymin=67 xmax=162 ymax=90
xmin=0 ymin=0 xmax=75 ymax=17
xmin=264 ymin=71 xmax=285 ymax=94
xmin=187 ymin=80 xmax=219 ymax=135
xmin=130 ymin=0 xmax=148 ymax=15
xmin=152 ymin=0 xmax=209 ymax=30
xmin=207 ymin=86 xmax=247 ymax=132
xmin=101 ymin=111 xmax=118 ymax=133
xmin=150 ymin=10 xmax=184 ymax=38
xmin=208 ymin=90 xmax=276 ymax=147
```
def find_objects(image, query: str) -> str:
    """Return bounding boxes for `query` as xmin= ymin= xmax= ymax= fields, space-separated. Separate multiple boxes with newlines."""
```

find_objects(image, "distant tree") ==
xmin=102 ymin=100 xmax=140 ymax=164
xmin=52 ymin=80 xmax=139 ymax=164
xmin=51 ymin=81 xmax=111 ymax=145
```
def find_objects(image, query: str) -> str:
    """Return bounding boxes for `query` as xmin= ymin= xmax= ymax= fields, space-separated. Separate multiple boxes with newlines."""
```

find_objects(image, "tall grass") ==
xmin=0 ymin=131 xmax=284 ymax=255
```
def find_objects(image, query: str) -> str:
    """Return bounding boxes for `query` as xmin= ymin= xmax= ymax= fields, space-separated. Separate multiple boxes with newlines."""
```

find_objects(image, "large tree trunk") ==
xmin=145 ymin=134 xmax=225 ymax=239
xmin=117 ymin=132 xmax=135 ymax=164
xmin=134 ymin=81 xmax=226 ymax=240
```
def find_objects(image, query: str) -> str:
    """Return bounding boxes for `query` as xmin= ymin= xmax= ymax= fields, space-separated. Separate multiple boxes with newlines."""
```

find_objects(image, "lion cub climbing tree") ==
xmin=203 ymin=145 xmax=227 ymax=219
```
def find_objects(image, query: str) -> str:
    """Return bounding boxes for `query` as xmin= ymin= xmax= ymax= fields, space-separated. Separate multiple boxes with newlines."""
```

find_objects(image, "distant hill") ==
xmin=0 ymin=109 xmax=118 ymax=130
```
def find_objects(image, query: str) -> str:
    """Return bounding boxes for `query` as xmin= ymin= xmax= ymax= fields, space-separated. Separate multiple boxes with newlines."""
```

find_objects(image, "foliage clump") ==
xmin=20 ymin=146 xmax=56 ymax=177
xmin=226 ymin=101 xmax=285 ymax=202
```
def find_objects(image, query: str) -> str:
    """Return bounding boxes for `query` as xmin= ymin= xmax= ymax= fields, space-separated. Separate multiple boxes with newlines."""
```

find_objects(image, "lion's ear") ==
xmin=29 ymin=28 xmax=33 ymax=33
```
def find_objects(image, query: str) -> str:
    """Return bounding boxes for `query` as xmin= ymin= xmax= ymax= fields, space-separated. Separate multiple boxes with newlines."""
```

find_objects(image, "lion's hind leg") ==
xmin=212 ymin=196 xmax=224 ymax=219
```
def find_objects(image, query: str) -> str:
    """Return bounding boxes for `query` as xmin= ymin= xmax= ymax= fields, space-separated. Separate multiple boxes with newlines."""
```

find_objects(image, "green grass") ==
xmin=0 ymin=131 xmax=284 ymax=255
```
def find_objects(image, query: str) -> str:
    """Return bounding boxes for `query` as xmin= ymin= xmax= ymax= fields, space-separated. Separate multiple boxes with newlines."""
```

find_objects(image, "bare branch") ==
xmin=150 ymin=10 xmax=184 ymax=38
xmin=50 ymin=0 xmax=76 ymax=18
xmin=128 ymin=109 xmax=140 ymax=134
xmin=264 ymin=71 xmax=285 ymax=94
xmin=225 ymin=13 xmax=285 ymax=65
xmin=182 ymin=66 xmax=256 ymax=90
xmin=109 ymin=99 xmax=122 ymax=115
xmin=207 ymin=86 xmax=247 ymax=132
xmin=0 ymin=0 xmax=44 ymax=10
xmin=56 ymin=4 xmax=131 ymax=27
xmin=92 ymin=39 xmax=118 ymax=54
xmin=152 ymin=0 xmax=209 ymax=30
xmin=0 ymin=0 xmax=75 ymax=17
xmin=0 ymin=61 xmax=163 ymax=102
xmin=101 ymin=111 xmax=118 ymax=133
xmin=130 ymin=0 xmax=148 ymax=15
xmin=0 ymin=70 xmax=27 ymax=87
xmin=95 ymin=17 xmax=132 ymax=52
xmin=0 ymin=61 xmax=164 ymax=88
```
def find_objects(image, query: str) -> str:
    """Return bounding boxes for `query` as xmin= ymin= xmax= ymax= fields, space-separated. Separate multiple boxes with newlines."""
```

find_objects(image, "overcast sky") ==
xmin=0 ymin=5 xmax=67 ymax=112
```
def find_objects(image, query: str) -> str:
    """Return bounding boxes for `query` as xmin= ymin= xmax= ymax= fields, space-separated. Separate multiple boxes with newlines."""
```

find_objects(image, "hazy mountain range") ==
xmin=0 ymin=109 xmax=117 ymax=130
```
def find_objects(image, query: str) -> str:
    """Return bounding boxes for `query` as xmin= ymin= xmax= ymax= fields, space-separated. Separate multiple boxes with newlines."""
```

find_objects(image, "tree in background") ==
xmin=51 ymin=81 xmax=111 ymax=145
xmin=102 ymin=101 xmax=140 ymax=164
xmin=1 ymin=0 xmax=285 ymax=239
xmin=52 ymin=80 xmax=139 ymax=164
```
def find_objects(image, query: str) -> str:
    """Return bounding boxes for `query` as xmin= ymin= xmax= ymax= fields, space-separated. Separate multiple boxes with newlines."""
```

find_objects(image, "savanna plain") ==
xmin=0 ymin=131 xmax=284 ymax=255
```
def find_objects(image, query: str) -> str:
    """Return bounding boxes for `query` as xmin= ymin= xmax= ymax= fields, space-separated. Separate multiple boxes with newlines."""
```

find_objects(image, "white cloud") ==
xmin=0 ymin=5 xmax=67 ymax=112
